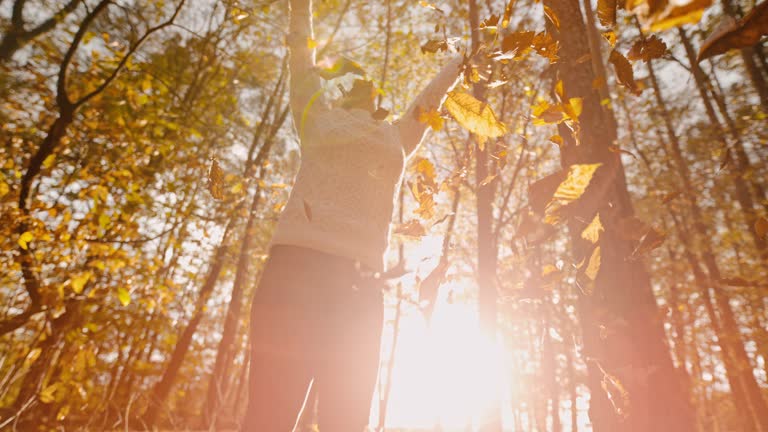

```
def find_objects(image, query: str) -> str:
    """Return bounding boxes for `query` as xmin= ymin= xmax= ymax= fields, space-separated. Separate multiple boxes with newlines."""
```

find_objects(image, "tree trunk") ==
xmin=539 ymin=0 xmax=697 ymax=430
xmin=468 ymin=1 xmax=501 ymax=431
xmin=143 ymin=219 xmax=237 ymax=427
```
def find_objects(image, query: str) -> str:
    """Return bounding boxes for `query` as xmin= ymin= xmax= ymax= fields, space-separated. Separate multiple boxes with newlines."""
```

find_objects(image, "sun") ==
xmin=371 ymin=270 xmax=509 ymax=430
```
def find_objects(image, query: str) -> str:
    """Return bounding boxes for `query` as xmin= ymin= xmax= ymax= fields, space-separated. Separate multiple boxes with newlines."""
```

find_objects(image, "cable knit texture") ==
xmin=272 ymin=0 xmax=462 ymax=272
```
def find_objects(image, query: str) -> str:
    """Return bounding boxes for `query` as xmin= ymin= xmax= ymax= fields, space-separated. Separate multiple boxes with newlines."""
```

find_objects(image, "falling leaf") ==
xmin=500 ymin=31 xmax=535 ymax=59
xmin=532 ymin=100 xmax=565 ymax=125
xmin=419 ymin=258 xmax=450 ymax=319
xmin=609 ymin=50 xmax=641 ymax=95
xmin=603 ymin=30 xmax=617 ymax=47
xmin=660 ymin=190 xmax=682 ymax=204
xmin=394 ymin=220 xmax=427 ymax=237
xmin=39 ymin=383 xmax=60 ymax=404
xmin=18 ymin=231 xmax=34 ymax=250
xmin=646 ymin=0 xmax=713 ymax=31
xmin=544 ymin=5 xmax=560 ymax=28
xmin=698 ymin=2 xmax=768 ymax=61
xmin=70 ymin=272 xmax=92 ymax=294
xmin=207 ymin=159 xmax=225 ymax=200
xmin=480 ymin=14 xmax=501 ymax=28
xmin=755 ymin=216 xmax=768 ymax=238
xmin=418 ymin=108 xmax=444 ymax=131
xmin=117 ymin=287 xmax=131 ymax=306
xmin=627 ymin=35 xmax=668 ymax=62
xmin=718 ymin=148 xmax=732 ymax=172
xmin=421 ymin=39 xmax=449 ymax=54
xmin=317 ymin=56 xmax=366 ymax=80
xmin=597 ymin=0 xmax=617 ymax=27
xmin=302 ymin=199 xmax=312 ymax=222
xmin=444 ymin=91 xmax=508 ymax=138
xmin=43 ymin=154 xmax=56 ymax=169
xmin=545 ymin=163 xmax=602 ymax=224
xmin=582 ymin=214 xmax=604 ymax=243
xmin=608 ymin=144 xmax=639 ymax=160
xmin=585 ymin=246 xmax=601 ymax=280
xmin=432 ymin=213 xmax=453 ymax=227
xmin=549 ymin=135 xmax=564 ymax=146
xmin=479 ymin=174 xmax=498 ymax=186
xmin=630 ymin=226 xmax=667 ymax=258
xmin=532 ymin=32 xmax=559 ymax=62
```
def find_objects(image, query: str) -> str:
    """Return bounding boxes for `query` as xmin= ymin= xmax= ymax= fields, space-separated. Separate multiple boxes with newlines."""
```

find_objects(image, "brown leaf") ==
xmin=718 ymin=147 xmax=732 ymax=172
xmin=500 ymin=31 xmax=535 ymax=59
xmin=608 ymin=144 xmax=639 ymax=160
xmin=627 ymin=35 xmax=668 ymax=62
xmin=303 ymin=199 xmax=313 ymax=222
xmin=532 ymin=31 xmax=559 ymax=63
xmin=598 ymin=0 xmax=618 ymax=27
xmin=394 ymin=219 xmax=427 ymax=237
xmin=544 ymin=5 xmax=560 ymax=29
xmin=609 ymin=49 xmax=641 ymax=95
xmin=481 ymin=14 xmax=501 ymax=28
xmin=419 ymin=259 xmax=450 ymax=319
xmin=631 ymin=226 xmax=666 ymax=258
xmin=698 ymin=1 xmax=768 ymax=61
xmin=479 ymin=174 xmax=498 ymax=187
xmin=421 ymin=38 xmax=449 ymax=54
xmin=660 ymin=190 xmax=682 ymax=204
xmin=207 ymin=159 xmax=225 ymax=200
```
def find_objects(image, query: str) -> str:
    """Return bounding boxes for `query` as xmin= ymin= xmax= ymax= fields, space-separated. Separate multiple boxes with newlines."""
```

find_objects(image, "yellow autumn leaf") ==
xmin=117 ymin=287 xmax=131 ymax=306
xmin=581 ymin=213 xmax=604 ymax=243
xmin=0 ymin=175 xmax=9 ymax=197
xmin=567 ymin=97 xmax=583 ymax=118
xmin=418 ymin=108 xmax=444 ymax=131
xmin=43 ymin=154 xmax=56 ymax=169
xmin=39 ymin=383 xmax=59 ymax=404
xmin=70 ymin=272 xmax=92 ymax=294
xmin=585 ymin=246 xmax=601 ymax=280
xmin=545 ymin=163 xmax=602 ymax=224
xmin=444 ymin=91 xmax=507 ymax=138
xmin=98 ymin=213 xmax=110 ymax=229
xmin=18 ymin=231 xmax=34 ymax=250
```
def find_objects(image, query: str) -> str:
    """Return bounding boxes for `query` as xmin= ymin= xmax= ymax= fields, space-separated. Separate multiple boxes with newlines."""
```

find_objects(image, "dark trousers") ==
xmin=243 ymin=245 xmax=384 ymax=432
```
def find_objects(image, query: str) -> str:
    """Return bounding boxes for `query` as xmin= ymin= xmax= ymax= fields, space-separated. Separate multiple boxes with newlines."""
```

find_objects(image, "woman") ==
xmin=243 ymin=0 xmax=463 ymax=430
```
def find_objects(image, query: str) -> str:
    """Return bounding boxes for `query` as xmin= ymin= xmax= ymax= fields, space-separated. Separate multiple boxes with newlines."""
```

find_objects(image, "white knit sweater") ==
xmin=272 ymin=0 xmax=462 ymax=272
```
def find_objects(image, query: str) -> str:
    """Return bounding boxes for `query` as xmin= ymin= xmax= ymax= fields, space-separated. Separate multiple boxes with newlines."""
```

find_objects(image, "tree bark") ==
xmin=539 ymin=0 xmax=697 ymax=430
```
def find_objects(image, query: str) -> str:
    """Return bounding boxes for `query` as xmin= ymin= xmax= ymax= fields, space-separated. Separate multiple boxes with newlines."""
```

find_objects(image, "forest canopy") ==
xmin=0 ymin=0 xmax=767 ymax=430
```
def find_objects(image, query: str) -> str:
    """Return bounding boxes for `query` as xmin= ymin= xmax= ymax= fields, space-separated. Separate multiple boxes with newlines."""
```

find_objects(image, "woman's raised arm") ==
xmin=288 ymin=0 xmax=324 ymax=127
xmin=395 ymin=56 xmax=463 ymax=157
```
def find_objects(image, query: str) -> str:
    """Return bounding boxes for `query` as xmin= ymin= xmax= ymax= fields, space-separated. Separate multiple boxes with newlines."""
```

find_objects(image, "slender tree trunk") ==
xmin=468 ymin=0 xmax=501 ymax=430
xmin=677 ymin=28 xmax=767 ymax=254
xmin=143 ymin=219 xmax=237 ymax=427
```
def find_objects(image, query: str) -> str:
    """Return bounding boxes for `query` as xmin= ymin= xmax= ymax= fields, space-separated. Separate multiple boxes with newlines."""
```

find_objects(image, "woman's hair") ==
xmin=336 ymin=79 xmax=376 ymax=113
